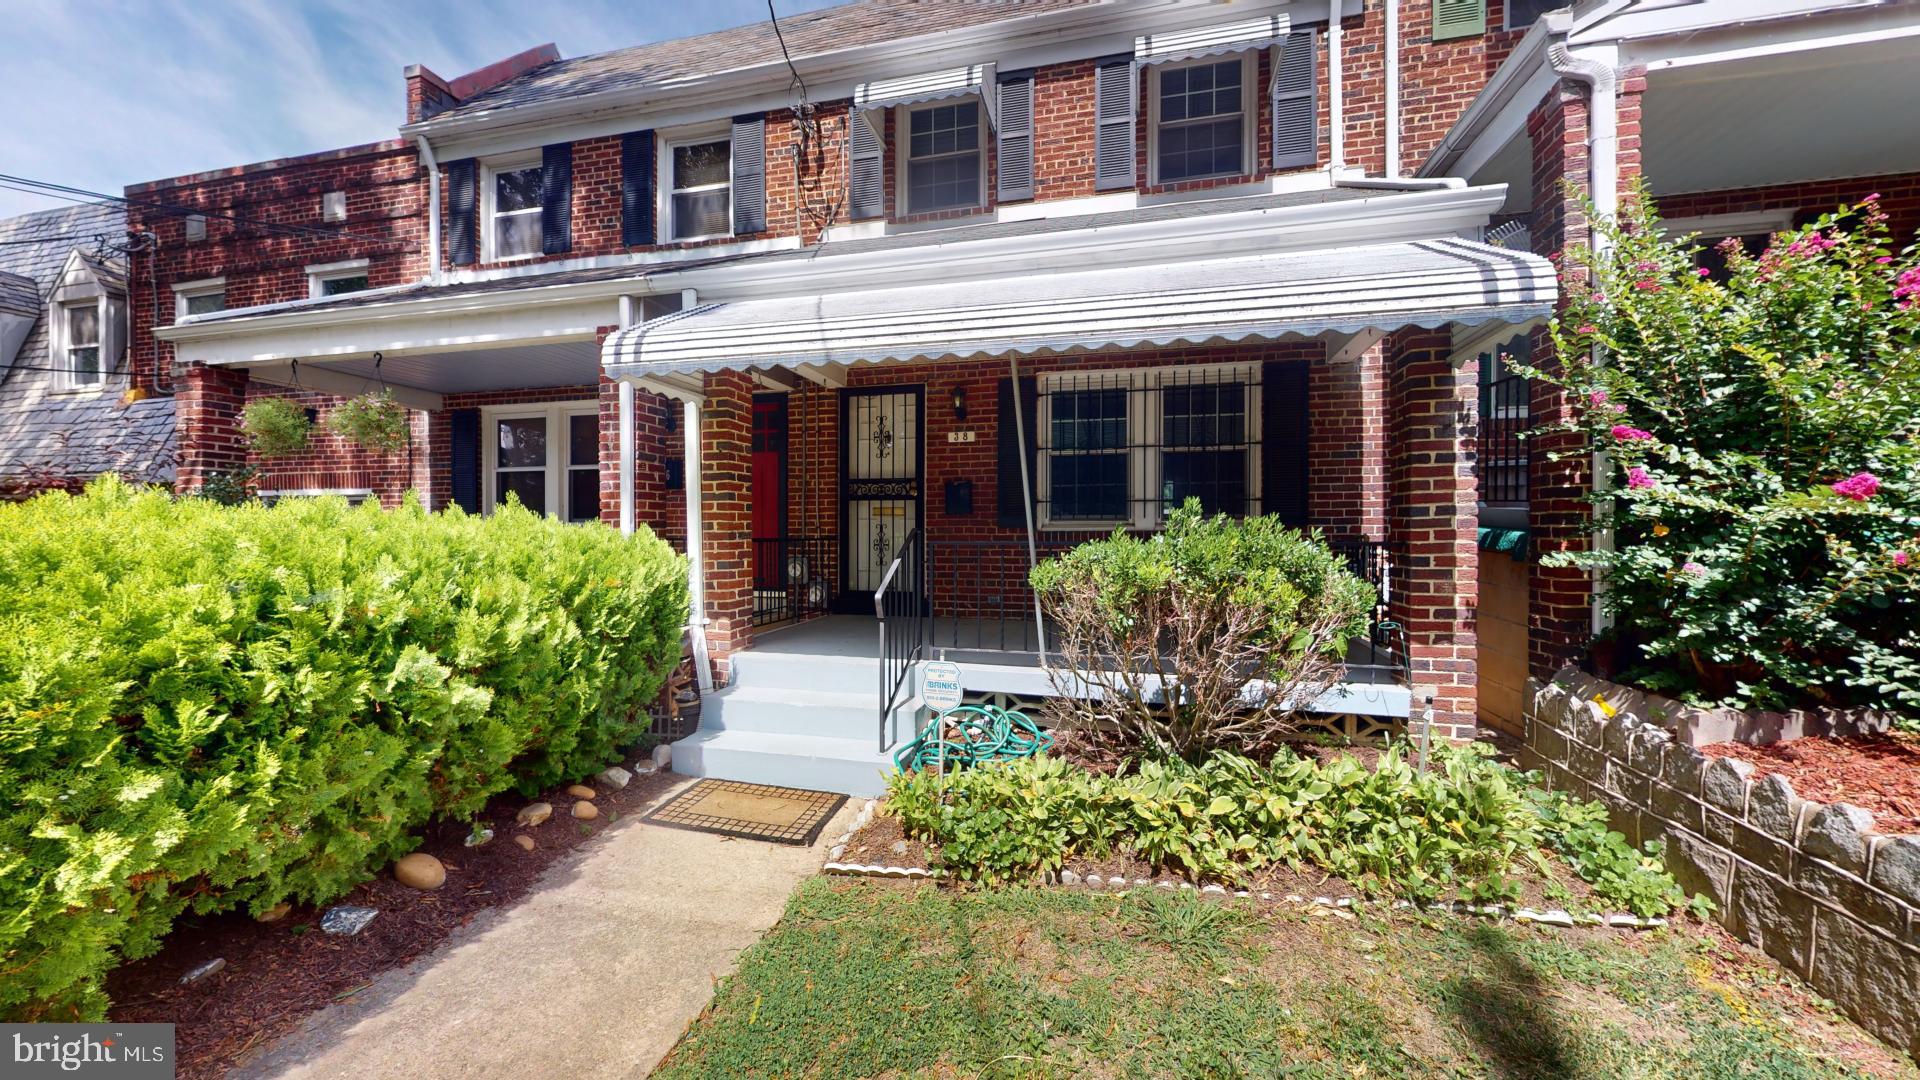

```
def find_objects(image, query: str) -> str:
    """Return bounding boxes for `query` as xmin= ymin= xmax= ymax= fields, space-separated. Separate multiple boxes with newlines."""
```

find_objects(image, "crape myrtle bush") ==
xmin=1528 ymin=184 xmax=1920 ymax=716
xmin=0 ymin=480 xmax=686 ymax=1019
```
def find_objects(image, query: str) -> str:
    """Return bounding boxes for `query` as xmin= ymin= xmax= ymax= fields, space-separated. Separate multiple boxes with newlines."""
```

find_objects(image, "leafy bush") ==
xmin=238 ymin=397 xmax=312 ymax=458
xmin=0 ymin=479 xmax=686 ymax=1019
xmin=889 ymin=743 xmax=1699 ymax=918
xmin=326 ymin=390 xmax=411 ymax=454
xmin=1029 ymin=502 xmax=1375 ymax=758
xmin=1530 ymin=185 xmax=1920 ymax=714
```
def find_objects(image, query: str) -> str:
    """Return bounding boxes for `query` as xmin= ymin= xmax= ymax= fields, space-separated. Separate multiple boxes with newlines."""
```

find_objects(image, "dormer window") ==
xmin=1150 ymin=55 xmax=1254 ymax=184
xmin=667 ymin=137 xmax=732 ymax=242
xmin=484 ymin=158 xmax=543 ymax=260
xmin=62 ymin=303 xmax=102 ymax=388
xmin=903 ymin=100 xmax=985 ymax=215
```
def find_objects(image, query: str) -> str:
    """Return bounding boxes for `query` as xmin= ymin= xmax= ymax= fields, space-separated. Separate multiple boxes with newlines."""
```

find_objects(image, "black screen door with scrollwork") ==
xmin=839 ymin=387 xmax=922 ymax=611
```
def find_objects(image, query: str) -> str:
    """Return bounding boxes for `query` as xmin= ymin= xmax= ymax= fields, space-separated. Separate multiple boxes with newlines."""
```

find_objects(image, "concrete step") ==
xmin=727 ymin=648 xmax=880 ymax=694
xmin=703 ymin=685 xmax=896 ymax=742
xmin=670 ymin=728 xmax=899 ymax=798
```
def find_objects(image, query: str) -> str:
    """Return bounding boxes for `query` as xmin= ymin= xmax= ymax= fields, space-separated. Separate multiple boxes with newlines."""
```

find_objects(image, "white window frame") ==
xmin=1146 ymin=52 xmax=1258 ymax=187
xmin=1036 ymin=362 xmax=1262 ymax=531
xmin=173 ymin=277 xmax=226 ymax=319
xmin=306 ymin=258 xmax=370 ymax=300
xmin=481 ymin=401 xmax=602 ymax=522
xmin=481 ymin=153 xmax=544 ymax=262
xmin=51 ymin=297 xmax=108 ymax=393
xmin=894 ymin=96 xmax=989 ymax=217
xmin=658 ymin=128 xmax=734 ymax=243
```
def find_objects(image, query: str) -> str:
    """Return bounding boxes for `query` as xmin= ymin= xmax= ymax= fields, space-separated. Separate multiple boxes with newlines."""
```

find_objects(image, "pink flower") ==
xmin=1695 ymin=267 xmax=1711 ymax=277
xmin=1575 ymin=324 xmax=1598 ymax=335
xmin=1626 ymin=467 xmax=1655 ymax=490
xmin=1588 ymin=390 xmax=1609 ymax=406
xmin=1634 ymin=279 xmax=1662 ymax=292
xmin=1877 ymin=256 xmax=1895 ymax=264
xmin=1831 ymin=472 xmax=1881 ymax=501
xmin=1634 ymin=261 xmax=1658 ymax=272
xmin=1611 ymin=425 xmax=1654 ymax=441
xmin=1610 ymin=403 xmax=1628 ymax=414
xmin=1682 ymin=562 xmax=1707 ymax=577
xmin=1867 ymin=193 xmax=1882 ymax=202
xmin=1895 ymin=551 xmax=1912 ymax=568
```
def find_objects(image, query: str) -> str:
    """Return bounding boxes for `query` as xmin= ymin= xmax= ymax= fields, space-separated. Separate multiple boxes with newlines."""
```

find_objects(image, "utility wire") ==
xmin=0 ymin=173 xmax=404 ymax=247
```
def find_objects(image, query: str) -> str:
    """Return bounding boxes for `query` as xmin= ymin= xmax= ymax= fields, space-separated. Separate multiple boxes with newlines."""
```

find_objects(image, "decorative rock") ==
xmin=1060 ymin=869 xmax=1081 ymax=886
xmin=1201 ymin=884 xmax=1226 ymax=895
xmin=1700 ymin=758 xmax=1756 ymax=816
xmin=514 ymin=835 xmax=536 ymax=851
xmin=1746 ymin=773 xmax=1807 ymax=842
xmin=255 ymin=902 xmax=291 ymax=923
xmin=320 ymin=906 xmax=379 ymax=936
xmin=516 ymin=802 xmax=553 ymax=827
xmin=1867 ymin=835 xmax=1920 ymax=906
xmin=1086 ymin=875 xmax=1104 ymax=886
xmin=572 ymin=800 xmax=599 ymax=820
xmin=632 ymin=760 xmax=658 ymax=776
xmin=394 ymin=853 xmax=447 ymax=891
xmin=1537 ymin=910 xmax=1576 ymax=928
xmin=829 ymin=844 xmax=847 ymax=859
xmin=179 ymin=958 xmax=226 ymax=986
xmin=651 ymin=743 xmax=672 ymax=770
xmin=566 ymin=784 xmax=598 ymax=800
xmin=890 ymin=839 xmax=910 ymax=856
xmin=1801 ymin=803 xmax=1876 ymax=873
xmin=464 ymin=827 xmax=494 ymax=848
xmin=598 ymin=766 xmax=633 ymax=790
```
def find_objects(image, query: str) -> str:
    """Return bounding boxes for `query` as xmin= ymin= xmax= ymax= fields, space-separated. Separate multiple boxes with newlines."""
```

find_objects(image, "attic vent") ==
xmin=322 ymin=191 xmax=347 ymax=222
xmin=184 ymin=214 xmax=207 ymax=242
xmin=1433 ymin=0 xmax=1488 ymax=42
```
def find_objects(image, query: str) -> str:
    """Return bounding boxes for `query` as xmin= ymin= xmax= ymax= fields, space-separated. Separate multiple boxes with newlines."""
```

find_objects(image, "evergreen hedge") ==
xmin=0 ymin=480 xmax=687 ymax=1019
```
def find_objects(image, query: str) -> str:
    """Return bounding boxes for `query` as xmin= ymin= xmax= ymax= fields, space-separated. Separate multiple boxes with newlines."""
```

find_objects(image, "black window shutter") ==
xmin=732 ymin=114 xmax=767 ymax=235
xmin=447 ymin=159 xmax=478 ymax=266
xmin=541 ymin=142 xmax=573 ymax=255
xmin=1261 ymin=361 xmax=1309 ymax=526
xmin=996 ymin=71 xmax=1036 ymax=202
xmin=621 ymin=130 xmax=656 ymax=247
xmin=996 ymin=375 xmax=1039 ymax=528
xmin=449 ymin=407 xmax=482 ymax=513
xmin=1272 ymin=31 xmax=1318 ymax=170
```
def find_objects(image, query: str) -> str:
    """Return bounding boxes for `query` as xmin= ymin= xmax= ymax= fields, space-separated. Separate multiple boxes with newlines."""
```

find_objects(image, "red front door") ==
xmin=751 ymin=396 xmax=787 ymax=590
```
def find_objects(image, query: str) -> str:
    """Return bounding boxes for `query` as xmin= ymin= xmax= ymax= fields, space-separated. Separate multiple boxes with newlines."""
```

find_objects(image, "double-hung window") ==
xmin=61 ymin=302 xmax=102 ymax=389
xmin=1151 ymin=55 xmax=1253 ymax=184
xmin=486 ymin=160 xmax=543 ymax=260
xmin=667 ymin=138 xmax=732 ymax=241
xmin=484 ymin=403 xmax=601 ymax=523
xmin=1039 ymin=365 xmax=1261 ymax=529
xmin=902 ymin=99 xmax=984 ymax=214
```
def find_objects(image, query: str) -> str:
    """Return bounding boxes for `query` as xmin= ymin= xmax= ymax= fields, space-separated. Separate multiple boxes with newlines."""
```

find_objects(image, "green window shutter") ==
xmin=1433 ymin=0 xmax=1487 ymax=41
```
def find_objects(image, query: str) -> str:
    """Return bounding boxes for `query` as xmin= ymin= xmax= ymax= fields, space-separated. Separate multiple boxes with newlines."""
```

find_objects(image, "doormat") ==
xmin=644 ymin=779 xmax=847 ymax=845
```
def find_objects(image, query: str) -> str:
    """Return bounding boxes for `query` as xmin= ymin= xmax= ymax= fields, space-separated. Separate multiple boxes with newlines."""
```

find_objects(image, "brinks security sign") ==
xmin=5 ymin=1024 xmax=173 ymax=1078
xmin=920 ymin=661 xmax=963 ymax=714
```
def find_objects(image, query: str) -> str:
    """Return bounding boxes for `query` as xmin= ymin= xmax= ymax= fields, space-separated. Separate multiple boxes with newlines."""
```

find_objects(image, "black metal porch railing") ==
xmin=751 ymin=535 xmax=836 ymax=626
xmin=1326 ymin=537 xmax=1410 ymax=688
xmin=1479 ymin=372 xmax=1530 ymax=505
xmin=873 ymin=526 xmax=925 ymax=751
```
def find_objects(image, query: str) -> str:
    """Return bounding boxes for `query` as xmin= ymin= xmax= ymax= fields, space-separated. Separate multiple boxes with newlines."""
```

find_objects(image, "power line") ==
xmin=0 ymin=173 xmax=407 ymax=248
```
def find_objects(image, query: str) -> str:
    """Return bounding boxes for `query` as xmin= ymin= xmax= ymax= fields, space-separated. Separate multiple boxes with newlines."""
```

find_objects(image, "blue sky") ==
xmin=0 ymin=0 xmax=839 ymax=219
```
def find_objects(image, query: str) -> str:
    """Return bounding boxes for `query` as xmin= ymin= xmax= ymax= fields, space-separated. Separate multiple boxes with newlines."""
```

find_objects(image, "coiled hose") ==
xmin=892 ymin=704 xmax=1053 ymax=772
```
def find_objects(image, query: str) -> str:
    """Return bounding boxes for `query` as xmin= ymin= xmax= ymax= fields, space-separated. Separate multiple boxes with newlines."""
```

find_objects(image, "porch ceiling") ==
xmin=602 ymin=238 xmax=1555 ymax=378
xmin=248 ymin=340 xmax=603 ymax=400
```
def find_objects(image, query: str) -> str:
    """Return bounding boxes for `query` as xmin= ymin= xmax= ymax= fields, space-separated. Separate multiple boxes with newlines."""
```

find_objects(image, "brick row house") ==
xmin=126 ymin=0 xmax=1920 ymax=795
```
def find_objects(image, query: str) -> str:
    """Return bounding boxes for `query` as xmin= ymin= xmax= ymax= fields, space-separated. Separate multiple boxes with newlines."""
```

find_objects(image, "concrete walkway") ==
xmin=230 ymin=777 xmax=856 ymax=1080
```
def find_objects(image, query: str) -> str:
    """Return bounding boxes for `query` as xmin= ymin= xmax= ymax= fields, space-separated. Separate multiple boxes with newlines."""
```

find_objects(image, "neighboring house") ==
xmin=0 ymin=203 xmax=174 ymax=497
xmin=125 ymin=0 xmax=1920 ymax=796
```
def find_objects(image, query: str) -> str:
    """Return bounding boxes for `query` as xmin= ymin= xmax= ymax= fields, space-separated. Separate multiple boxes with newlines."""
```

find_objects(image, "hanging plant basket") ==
xmin=239 ymin=397 xmax=313 ymax=458
xmin=327 ymin=390 xmax=410 ymax=454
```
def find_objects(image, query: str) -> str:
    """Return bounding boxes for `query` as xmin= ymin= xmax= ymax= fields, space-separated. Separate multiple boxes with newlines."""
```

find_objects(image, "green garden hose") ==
xmin=893 ymin=704 xmax=1053 ymax=772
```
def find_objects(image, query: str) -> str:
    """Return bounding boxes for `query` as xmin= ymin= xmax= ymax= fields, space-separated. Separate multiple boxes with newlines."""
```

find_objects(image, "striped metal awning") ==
xmin=1135 ymin=15 xmax=1290 ymax=64
xmin=854 ymin=65 xmax=994 ymax=111
xmin=601 ymin=238 xmax=1555 ymax=378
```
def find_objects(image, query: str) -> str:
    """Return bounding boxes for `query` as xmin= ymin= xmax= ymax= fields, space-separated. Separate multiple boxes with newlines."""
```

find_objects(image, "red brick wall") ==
xmin=1309 ymin=338 xmax=1388 ymax=538
xmin=175 ymin=364 xmax=251 ymax=492
xmin=1653 ymin=171 xmax=1920 ymax=246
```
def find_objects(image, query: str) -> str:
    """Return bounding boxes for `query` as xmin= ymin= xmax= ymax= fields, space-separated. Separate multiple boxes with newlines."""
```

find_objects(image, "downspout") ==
xmin=414 ymin=136 xmax=443 ymax=284
xmin=684 ymin=397 xmax=715 ymax=693
xmin=1327 ymin=0 xmax=1344 ymax=170
xmin=1547 ymin=40 xmax=1618 ymax=636
xmin=1008 ymin=356 xmax=1046 ymax=664
xmin=1383 ymin=0 xmax=1399 ymax=178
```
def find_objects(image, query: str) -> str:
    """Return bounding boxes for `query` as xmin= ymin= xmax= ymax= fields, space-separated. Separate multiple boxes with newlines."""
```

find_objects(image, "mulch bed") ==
xmin=1700 ymin=731 xmax=1920 ymax=834
xmin=105 ymin=762 xmax=680 ymax=1080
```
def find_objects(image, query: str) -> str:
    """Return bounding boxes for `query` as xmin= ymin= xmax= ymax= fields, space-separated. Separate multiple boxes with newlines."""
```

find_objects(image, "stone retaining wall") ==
xmin=1521 ymin=669 xmax=1920 ymax=1060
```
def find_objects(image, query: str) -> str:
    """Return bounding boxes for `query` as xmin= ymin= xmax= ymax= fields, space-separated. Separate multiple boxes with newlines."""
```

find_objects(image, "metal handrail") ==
xmin=873 ymin=526 xmax=925 ymax=752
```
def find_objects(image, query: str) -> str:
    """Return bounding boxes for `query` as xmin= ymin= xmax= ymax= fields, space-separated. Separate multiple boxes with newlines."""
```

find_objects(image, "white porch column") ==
xmin=618 ymin=379 xmax=636 ymax=536
xmin=683 ymin=397 xmax=714 ymax=692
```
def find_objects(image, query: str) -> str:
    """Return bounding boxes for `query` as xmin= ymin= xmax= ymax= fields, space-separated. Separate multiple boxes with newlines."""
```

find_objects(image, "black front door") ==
xmin=839 ymin=387 xmax=923 ymax=611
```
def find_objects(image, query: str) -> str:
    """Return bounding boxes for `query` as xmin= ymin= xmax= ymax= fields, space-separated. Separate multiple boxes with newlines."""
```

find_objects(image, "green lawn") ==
xmin=656 ymin=879 xmax=1913 ymax=1079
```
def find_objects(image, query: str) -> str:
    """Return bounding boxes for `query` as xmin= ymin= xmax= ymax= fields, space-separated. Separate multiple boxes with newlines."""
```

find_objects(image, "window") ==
xmin=1038 ymin=366 xmax=1261 ymax=528
xmin=483 ymin=403 xmax=600 ymax=523
xmin=903 ymin=99 xmax=984 ymax=214
xmin=1505 ymin=0 xmax=1560 ymax=30
xmin=1662 ymin=211 xmax=1793 ymax=284
xmin=486 ymin=160 xmax=543 ymax=259
xmin=668 ymin=139 xmax=732 ymax=241
xmin=1151 ymin=56 xmax=1252 ymax=184
xmin=62 ymin=302 xmax=102 ymax=389
xmin=173 ymin=278 xmax=225 ymax=319
xmin=307 ymin=260 xmax=370 ymax=300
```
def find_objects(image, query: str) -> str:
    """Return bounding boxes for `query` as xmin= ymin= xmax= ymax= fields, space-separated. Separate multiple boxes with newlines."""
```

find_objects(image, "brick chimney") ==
xmin=405 ymin=44 xmax=561 ymax=124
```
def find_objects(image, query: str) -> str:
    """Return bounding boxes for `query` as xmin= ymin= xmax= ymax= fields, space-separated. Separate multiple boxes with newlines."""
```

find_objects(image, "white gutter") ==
xmin=415 ymin=137 xmax=442 ymax=284
xmin=1327 ymin=0 xmax=1344 ymax=169
xmin=1384 ymin=0 xmax=1399 ymax=177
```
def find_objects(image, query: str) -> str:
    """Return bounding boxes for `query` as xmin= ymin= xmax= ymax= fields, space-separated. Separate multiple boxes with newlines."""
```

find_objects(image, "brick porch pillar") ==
xmin=699 ymin=369 xmax=756 ymax=682
xmin=174 ymin=363 xmax=250 ymax=494
xmin=1308 ymin=338 xmax=1389 ymax=539
xmin=1386 ymin=328 xmax=1478 ymax=739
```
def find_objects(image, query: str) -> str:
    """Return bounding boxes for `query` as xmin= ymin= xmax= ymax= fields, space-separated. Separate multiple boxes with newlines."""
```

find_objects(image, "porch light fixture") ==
xmin=951 ymin=384 xmax=968 ymax=419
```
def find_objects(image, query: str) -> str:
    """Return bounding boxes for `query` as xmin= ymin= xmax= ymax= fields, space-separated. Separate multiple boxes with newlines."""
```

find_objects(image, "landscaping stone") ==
xmin=516 ymin=802 xmax=554 ymax=827
xmin=464 ymin=828 xmax=494 ymax=848
xmin=320 ymin=905 xmax=379 ymax=936
xmin=514 ymin=835 xmax=536 ymax=851
xmin=598 ymin=766 xmax=633 ymax=790
xmin=1794 ymin=857 xmax=1908 ymax=936
xmin=1648 ymin=779 xmax=1703 ymax=834
xmin=633 ymin=760 xmax=658 ymax=775
xmin=179 ymin=958 xmax=226 ymax=986
xmin=1868 ymin=835 xmax=1920 ymax=907
xmin=1800 ymin=803 xmax=1875 ymax=873
xmin=1661 ymin=742 xmax=1707 ymax=797
xmin=652 ymin=743 xmax=672 ymax=770
xmin=829 ymin=844 xmax=846 ymax=859
xmin=1566 ymin=700 xmax=1609 ymax=748
xmin=1729 ymin=867 xmax=1813 ymax=978
xmin=1060 ymin=869 xmax=1082 ymax=886
xmin=1602 ymin=713 xmax=1638 ymax=759
xmin=1747 ymin=773 xmax=1808 ymax=843
xmin=1729 ymin=817 xmax=1795 ymax=879
xmin=1810 ymin=909 xmax=1920 ymax=1059
xmin=1627 ymin=726 xmax=1671 ymax=777
xmin=567 ymin=784 xmax=598 ymax=800
xmin=255 ymin=902 xmax=291 ymax=924
xmin=573 ymin=800 xmax=599 ymax=820
xmin=1662 ymin=827 xmax=1732 ymax=910
xmin=1701 ymin=758 xmax=1755 ymax=816
xmin=394 ymin=853 xmax=447 ymax=891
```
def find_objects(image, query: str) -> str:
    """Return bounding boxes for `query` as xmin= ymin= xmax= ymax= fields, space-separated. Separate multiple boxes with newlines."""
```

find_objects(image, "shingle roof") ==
xmin=438 ymin=0 xmax=1097 ymax=119
xmin=0 ymin=202 xmax=123 ymax=289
